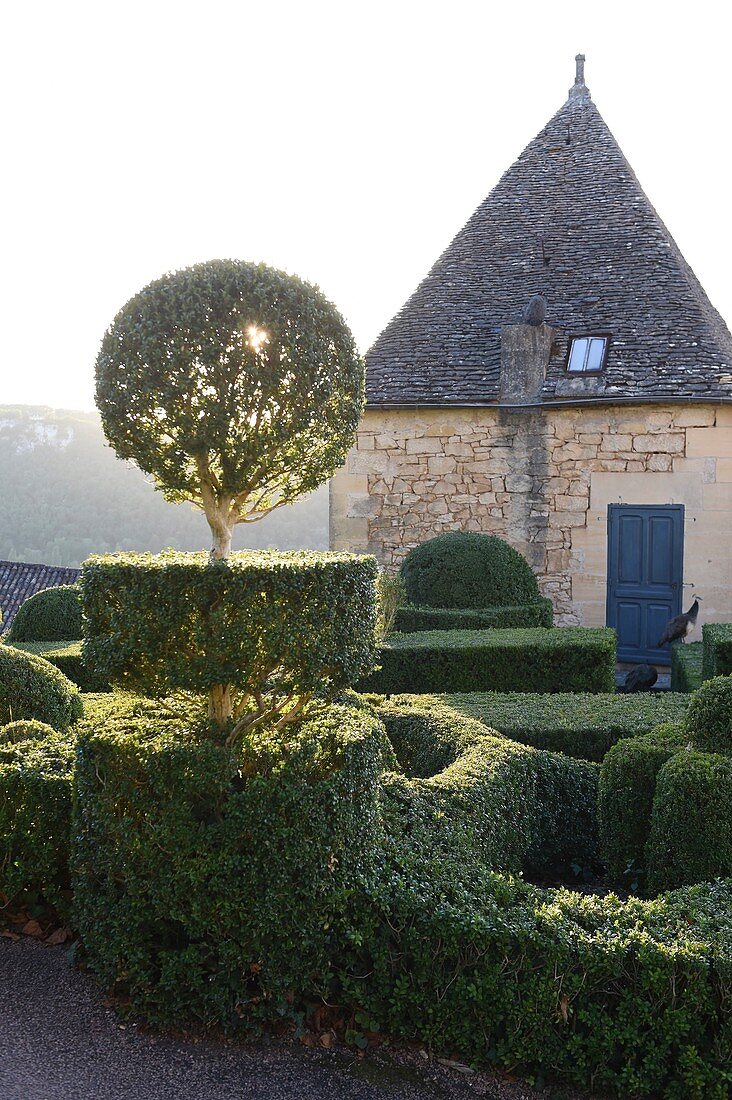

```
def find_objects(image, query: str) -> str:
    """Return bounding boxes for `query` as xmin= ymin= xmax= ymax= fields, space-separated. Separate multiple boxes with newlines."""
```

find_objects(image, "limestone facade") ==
xmin=329 ymin=404 xmax=732 ymax=627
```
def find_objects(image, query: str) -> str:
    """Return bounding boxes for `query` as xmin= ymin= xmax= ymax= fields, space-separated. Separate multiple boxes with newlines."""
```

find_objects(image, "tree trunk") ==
xmin=209 ymin=683 xmax=234 ymax=728
xmin=210 ymin=525 xmax=232 ymax=559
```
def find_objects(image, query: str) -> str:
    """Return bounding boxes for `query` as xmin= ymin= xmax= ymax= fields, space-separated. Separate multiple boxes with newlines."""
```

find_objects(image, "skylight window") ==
xmin=567 ymin=335 xmax=609 ymax=373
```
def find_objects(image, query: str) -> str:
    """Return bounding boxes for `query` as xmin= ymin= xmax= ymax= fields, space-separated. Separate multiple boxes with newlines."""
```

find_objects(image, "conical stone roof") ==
xmin=366 ymin=58 xmax=732 ymax=406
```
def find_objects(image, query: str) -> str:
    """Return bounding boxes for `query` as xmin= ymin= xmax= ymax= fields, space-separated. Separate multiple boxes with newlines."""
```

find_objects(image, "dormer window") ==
xmin=567 ymin=334 xmax=609 ymax=373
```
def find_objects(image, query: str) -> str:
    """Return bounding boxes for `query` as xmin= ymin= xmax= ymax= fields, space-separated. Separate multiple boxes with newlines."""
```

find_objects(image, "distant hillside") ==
xmin=0 ymin=405 xmax=328 ymax=567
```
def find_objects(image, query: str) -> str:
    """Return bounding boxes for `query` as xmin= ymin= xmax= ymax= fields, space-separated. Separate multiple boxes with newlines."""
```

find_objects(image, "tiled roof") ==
xmin=366 ymin=59 xmax=732 ymax=407
xmin=0 ymin=560 xmax=80 ymax=632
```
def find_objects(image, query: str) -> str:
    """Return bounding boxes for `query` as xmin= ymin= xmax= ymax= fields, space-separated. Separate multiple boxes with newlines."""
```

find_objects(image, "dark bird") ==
xmin=657 ymin=596 xmax=702 ymax=647
xmin=523 ymin=294 xmax=547 ymax=326
xmin=621 ymin=664 xmax=658 ymax=693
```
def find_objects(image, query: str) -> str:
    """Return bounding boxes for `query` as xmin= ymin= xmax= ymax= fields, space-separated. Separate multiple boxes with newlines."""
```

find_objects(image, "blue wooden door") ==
xmin=606 ymin=504 xmax=684 ymax=665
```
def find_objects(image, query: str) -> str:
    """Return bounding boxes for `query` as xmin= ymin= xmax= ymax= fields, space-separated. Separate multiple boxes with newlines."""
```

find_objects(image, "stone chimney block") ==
xmin=499 ymin=324 xmax=554 ymax=404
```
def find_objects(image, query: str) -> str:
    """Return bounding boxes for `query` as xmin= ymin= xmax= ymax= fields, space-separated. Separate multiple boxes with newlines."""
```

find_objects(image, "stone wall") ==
xmin=329 ymin=404 xmax=732 ymax=626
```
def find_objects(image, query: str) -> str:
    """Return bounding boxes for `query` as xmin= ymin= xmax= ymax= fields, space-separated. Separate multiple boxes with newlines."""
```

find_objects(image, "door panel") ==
xmin=607 ymin=504 xmax=684 ymax=665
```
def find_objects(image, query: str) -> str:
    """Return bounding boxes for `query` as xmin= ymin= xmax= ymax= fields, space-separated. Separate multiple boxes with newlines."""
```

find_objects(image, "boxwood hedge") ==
xmin=0 ymin=721 xmax=75 ymax=911
xmin=0 ymin=644 xmax=82 ymax=731
xmin=441 ymin=690 xmax=690 ymax=761
xmin=372 ymin=697 xmax=599 ymax=877
xmin=81 ymin=551 xmax=377 ymax=708
xmin=394 ymin=599 xmax=553 ymax=632
xmin=702 ymin=623 xmax=732 ymax=678
xmin=10 ymin=640 xmax=110 ymax=693
xmin=647 ymin=749 xmax=732 ymax=894
xmin=598 ymin=722 xmax=687 ymax=882
xmin=360 ymin=628 xmax=616 ymax=695
xmin=6 ymin=584 xmax=82 ymax=643
xmin=671 ymin=640 xmax=705 ymax=692
xmin=68 ymin=688 xmax=732 ymax=1094
xmin=72 ymin=696 xmax=388 ymax=1029
xmin=400 ymin=531 xmax=541 ymax=609
xmin=336 ymin=874 xmax=732 ymax=1098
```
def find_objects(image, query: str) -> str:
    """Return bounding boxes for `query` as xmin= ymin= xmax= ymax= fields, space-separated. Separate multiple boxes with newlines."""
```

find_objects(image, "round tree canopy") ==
xmin=95 ymin=260 xmax=364 ymax=552
xmin=400 ymin=532 xmax=540 ymax=609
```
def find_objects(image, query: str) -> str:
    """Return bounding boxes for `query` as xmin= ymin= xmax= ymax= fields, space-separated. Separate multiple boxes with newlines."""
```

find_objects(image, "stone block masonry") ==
xmin=329 ymin=405 xmax=732 ymax=627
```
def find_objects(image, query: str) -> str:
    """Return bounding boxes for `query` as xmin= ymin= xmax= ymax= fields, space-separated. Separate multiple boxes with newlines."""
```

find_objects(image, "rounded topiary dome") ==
xmin=400 ymin=532 xmax=540 ymax=609
xmin=685 ymin=676 xmax=732 ymax=753
xmin=7 ymin=585 xmax=82 ymax=642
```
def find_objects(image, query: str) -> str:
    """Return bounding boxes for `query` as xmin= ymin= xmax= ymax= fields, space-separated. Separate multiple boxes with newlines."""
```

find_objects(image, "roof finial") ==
xmin=569 ymin=53 xmax=590 ymax=100
xmin=575 ymin=54 xmax=585 ymax=85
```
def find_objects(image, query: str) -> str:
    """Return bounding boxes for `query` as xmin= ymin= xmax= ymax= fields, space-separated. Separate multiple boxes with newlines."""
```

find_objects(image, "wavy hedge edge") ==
xmin=9 ymin=640 xmax=110 ymax=693
xmin=336 ymin=875 xmax=732 ymax=1098
xmin=4 ymin=686 xmax=732 ymax=1093
xmin=439 ymin=690 xmax=690 ymax=761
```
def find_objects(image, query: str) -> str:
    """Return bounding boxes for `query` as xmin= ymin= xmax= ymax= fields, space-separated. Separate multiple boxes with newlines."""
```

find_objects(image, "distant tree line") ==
xmin=0 ymin=406 xmax=328 ymax=567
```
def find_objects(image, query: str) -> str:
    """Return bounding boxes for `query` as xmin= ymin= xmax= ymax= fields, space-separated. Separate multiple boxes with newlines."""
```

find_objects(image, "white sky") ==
xmin=2 ymin=0 xmax=730 ymax=412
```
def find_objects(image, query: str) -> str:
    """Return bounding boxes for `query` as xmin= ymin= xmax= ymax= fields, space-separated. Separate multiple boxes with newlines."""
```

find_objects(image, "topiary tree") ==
xmin=91 ymin=260 xmax=374 ymax=733
xmin=400 ymin=531 xmax=541 ymax=610
xmin=7 ymin=585 xmax=82 ymax=643
xmin=96 ymin=260 xmax=364 ymax=559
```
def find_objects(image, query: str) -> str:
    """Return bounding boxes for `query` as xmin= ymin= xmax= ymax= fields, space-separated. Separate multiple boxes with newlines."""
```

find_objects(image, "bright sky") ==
xmin=2 ymin=1 xmax=730 ymax=412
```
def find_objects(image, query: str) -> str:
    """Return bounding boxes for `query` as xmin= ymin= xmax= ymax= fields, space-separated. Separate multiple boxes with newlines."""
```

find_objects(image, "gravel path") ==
xmin=0 ymin=939 xmax=566 ymax=1100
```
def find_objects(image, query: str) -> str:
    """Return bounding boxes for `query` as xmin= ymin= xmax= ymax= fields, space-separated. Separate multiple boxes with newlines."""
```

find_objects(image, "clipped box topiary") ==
xmin=72 ymin=696 xmax=387 ymax=1029
xmin=82 ymin=549 xmax=377 ymax=743
xmin=361 ymin=627 xmax=616 ymax=694
xmin=0 ymin=644 xmax=82 ymax=731
xmin=598 ymin=722 xmax=687 ymax=882
xmin=6 ymin=585 xmax=82 ymax=643
xmin=10 ymin=640 xmax=110 ymax=693
xmin=701 ymin=623 xmax=732 ymax=678
xmin=684 ymin=674 xmax=732 ymax=753
xmin=647 ymin=749 xmax=732 ymax=893
xmin=0 ymin=720 xmax=75 ymax=912
xmin=400 ymin=531 xmax=542 ymax=610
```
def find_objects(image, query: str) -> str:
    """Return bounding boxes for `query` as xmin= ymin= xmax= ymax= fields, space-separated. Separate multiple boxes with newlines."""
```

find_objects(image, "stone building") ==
xmin=330 ymin=57 xmax=732 ymax=664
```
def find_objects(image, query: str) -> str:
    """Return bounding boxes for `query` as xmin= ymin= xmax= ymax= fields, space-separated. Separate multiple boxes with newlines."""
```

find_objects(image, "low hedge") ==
xmin=394 ymin=599 xmax=553 ymax=632
xmin=702 ymin=623 xmax=732 ymax=678
xmin=6 ymin=584 xmax=82 ymax=643
xmin=441 ymin=691 xmax=690 ymax=761
xmin=72 ymin=696 xmax=387 ymax=1029
xmin=0 ymin=721 xmax=75 ymax=911
xmin=360 ymin=628 xmax=616 ymax=695
xmin=373 ymin=698 xmax=599 ymax=880
xmin=81 ymin=551 xmax=377 ymax=705
xmin=648 ymin=750 xmax=732 ymax=894
xmin=337 ymin=875 xmax=732 ymax=1098
xmin=10 ymin=641 xmax=110 ymax=693
xmin=0 ymin=644 xmax=82 ymax=730
xmin=671 ymin=641 xmax=705 ymax=692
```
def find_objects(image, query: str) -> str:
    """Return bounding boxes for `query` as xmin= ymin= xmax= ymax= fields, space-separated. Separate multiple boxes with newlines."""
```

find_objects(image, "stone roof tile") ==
xmin=0 ymin=560 xmax=80 ymax=632
xmin=366 ymin=59 xmax=732 ymax=406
